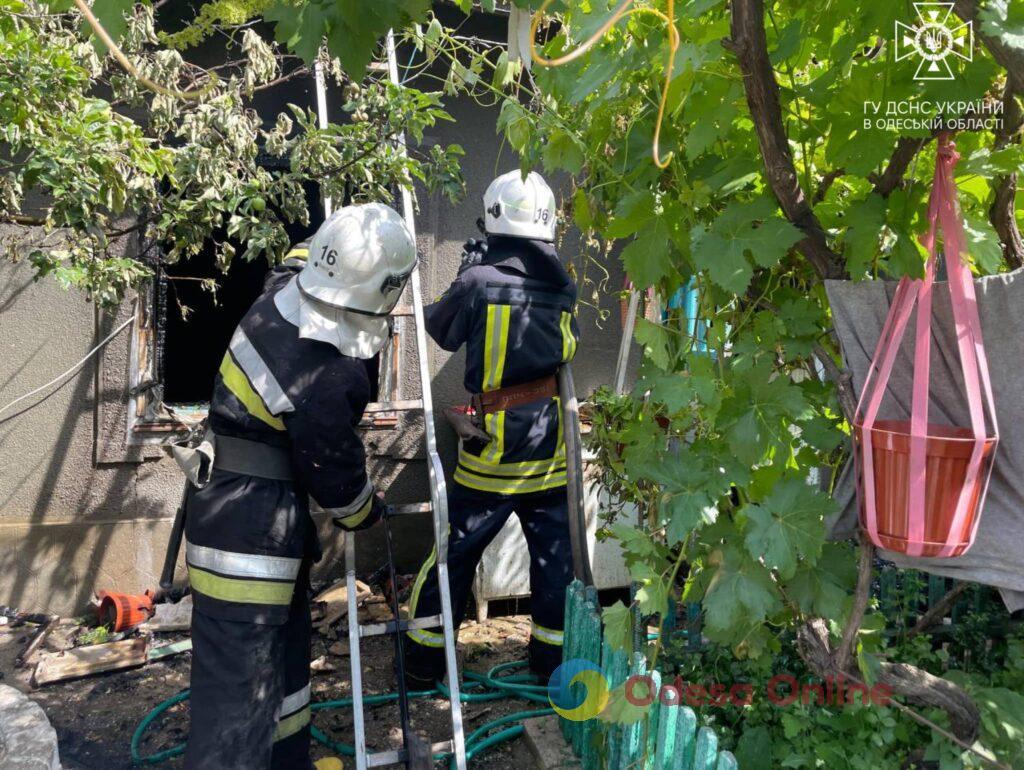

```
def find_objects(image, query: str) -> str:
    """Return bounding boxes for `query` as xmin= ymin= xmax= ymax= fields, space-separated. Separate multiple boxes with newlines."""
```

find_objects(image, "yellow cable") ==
xmin=529 ymin=0 xmax=678 ymax=168
xmin=74 ymin=0 xmax=214 ymax=101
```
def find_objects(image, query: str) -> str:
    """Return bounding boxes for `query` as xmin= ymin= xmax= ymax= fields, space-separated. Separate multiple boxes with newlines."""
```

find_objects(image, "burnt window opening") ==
xmin=156 ymin=242 xmax=383 ymax=408
xmin=129 ymin=167 xmax=395 ymax=442
xmin=152 ymin=177 xmax=361 ymax=407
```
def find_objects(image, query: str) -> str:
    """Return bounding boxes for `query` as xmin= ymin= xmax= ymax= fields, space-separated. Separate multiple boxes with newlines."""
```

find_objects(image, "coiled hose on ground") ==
xmin=131 ymin=660 xmax=554 ymax=768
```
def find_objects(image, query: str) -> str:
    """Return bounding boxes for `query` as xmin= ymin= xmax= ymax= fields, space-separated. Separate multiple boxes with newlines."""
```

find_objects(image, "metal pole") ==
xmin=313 ymin=59 xmax=333 ymax=218
xmin=615 ymin=289 xmax=640 ymax=394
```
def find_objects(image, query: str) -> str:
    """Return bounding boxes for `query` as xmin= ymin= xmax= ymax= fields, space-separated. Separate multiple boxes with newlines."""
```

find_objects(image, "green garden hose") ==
xmin=131 ymin=660 xmax=555 ymax=768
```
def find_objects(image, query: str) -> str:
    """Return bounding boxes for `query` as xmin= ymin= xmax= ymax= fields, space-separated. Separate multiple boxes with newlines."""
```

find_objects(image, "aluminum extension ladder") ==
xmin=312 ymin=32 xmax=468 ymax=770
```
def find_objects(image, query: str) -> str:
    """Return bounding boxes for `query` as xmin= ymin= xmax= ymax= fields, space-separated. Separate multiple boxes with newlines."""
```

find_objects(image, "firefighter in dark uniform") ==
xmin=404 ymin=170 xmax=580 ymax=687
xmin=180 ymin=203 xmax=416 ymax=770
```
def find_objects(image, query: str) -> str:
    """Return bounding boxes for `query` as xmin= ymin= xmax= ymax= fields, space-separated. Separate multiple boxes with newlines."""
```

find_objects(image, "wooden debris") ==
xmin=148 ymin=639 xmax=192 ymax=662
xmin=310 ymin=655 xmax=336 ymax=674
xmin=327 ymin=641 xmax=349 ymax=657
xmin=32 ymin=638 xmax=148 ymax=686
xmin=361 ymin=603 xmax=393 ymax=623
xmin=312 ymin=580 xmax=372 ymax=630
xmin=17 ymin=615 xmax=58 ymax=667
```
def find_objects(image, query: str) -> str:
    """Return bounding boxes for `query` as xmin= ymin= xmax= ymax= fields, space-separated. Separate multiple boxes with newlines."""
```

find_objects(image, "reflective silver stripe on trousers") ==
xmin=278 ymin=683 xmax=311 ymax=719
xmin=324 ymin=479 xmax=373 ymax=517
xmin=530 ymin=622 xmax=564 ymax=646
xmin=185 ymin=541 xmax=301 ymax=581
xmin=228 ymin=327 xmax=294 ymax=415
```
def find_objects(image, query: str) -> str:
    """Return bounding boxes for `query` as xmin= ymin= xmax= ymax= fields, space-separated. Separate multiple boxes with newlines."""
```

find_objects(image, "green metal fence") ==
xmin=560 ymin=580 xmax=739 ymax=770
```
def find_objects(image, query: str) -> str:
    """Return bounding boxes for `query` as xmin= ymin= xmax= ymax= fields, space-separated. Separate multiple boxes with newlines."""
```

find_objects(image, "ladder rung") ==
xmin=388 ymin=502 xmax=431 ymax=516
xmin=366 ymin=740 xmax=454 ymax=767
xmin=390 ymin=306 xmax=415 ymax=317
xmin=359 ymin=614 xmax=442 ymax=639
xmin=363 ymin=399 xmax=423 ymax=413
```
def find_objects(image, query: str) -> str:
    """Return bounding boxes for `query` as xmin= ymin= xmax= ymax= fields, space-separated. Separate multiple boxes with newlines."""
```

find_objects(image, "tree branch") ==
xmin=724 ymin=0 xmax=846 ymax=280
xmin=798 ymin=618 xmax=983 ymax=746
xmin=909 ymin=581 xmax=972 ymax=638
xmin=1 ymin=214 xmax=46 ymax=227
xmin=835 ymin=533 xmax=874 ymax=673
xmin=954 ymin=0 xmax=1024 ymax=93
xmin=871 ymin=136 xmax=930 ymax=198
xmin=814 ymin=167 xmax=845 ymax=203
xmin=990 ymin=84 xmax=1023 ymax=269
xmin=813 ymin=342 xmax=856 ymax=421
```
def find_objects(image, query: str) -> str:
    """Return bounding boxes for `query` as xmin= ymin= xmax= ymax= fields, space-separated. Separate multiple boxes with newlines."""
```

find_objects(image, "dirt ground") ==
xmin=0 ymin=588 xmax=544 ymax=770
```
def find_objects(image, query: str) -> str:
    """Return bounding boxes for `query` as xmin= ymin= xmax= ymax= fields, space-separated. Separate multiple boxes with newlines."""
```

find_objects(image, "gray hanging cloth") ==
xmin=826 ymin=269 xmax=1024 ymax=612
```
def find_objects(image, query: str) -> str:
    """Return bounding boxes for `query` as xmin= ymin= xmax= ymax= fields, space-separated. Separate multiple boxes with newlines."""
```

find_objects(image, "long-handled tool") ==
xmin=558 ymin=364 xmax=593 ymax=587
xmin=158 ymin=481 xmax=190 ymax=600
xmin=382 ymin=508 xmax=431 ymax=769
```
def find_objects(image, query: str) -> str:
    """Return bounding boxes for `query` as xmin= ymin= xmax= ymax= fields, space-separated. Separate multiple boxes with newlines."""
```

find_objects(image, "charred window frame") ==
xmin=125 ymin=160 xmax=407 ymax=446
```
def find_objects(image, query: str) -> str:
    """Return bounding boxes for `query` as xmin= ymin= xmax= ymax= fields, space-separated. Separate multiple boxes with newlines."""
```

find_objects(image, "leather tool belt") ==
xmin=470 ymin=374 xmax=559 ymax=419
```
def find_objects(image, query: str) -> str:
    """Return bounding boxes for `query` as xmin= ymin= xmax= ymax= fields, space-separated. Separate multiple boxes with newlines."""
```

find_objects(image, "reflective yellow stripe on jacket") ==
xmin=219 ymin=354 xmax=284 ymax=430
xmin=454 ymin=395 xmax=566 ymax=495
xmin=274 ymin=684 xmax=311 ymax=741
xmin=453 ymin=466 xmax=568 ymax=495
xmin=560 ymin=311 xmax=577 ymax=362
xmin=482 ymin=304 xmax=510 ymax=392
xmin=218 ymin=326 xmax=294 ymax=430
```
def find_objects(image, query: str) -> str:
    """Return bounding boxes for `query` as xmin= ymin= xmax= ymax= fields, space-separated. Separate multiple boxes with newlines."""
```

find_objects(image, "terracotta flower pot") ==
xmin=854 ymin=420 xmax=997 ymax=557
xmin=96 ymin=590 xmax=155 ymax=631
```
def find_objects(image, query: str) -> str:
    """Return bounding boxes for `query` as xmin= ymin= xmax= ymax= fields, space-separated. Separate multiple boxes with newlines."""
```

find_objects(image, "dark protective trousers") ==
xmin=184 ymin=566 xmax=313 ymax=770
xmin=405 ymin=483 xmax=572 ymax=682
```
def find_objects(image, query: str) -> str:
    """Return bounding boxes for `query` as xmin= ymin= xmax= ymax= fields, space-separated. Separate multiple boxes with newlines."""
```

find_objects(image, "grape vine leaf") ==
xmin=785 ymin=547 xmax=854 ymax=620
xmin=602 ymin=600 xmax=633 ymax=652
xmin=605 ymin=190 xmax=656 ymax=239
xmin=87 ymin=0 xmax=133 ymax=50
xmin=633 ymin=318 xmax=673 ymax=370
xmin=843 ymin=194 xmax=887 ymax=277
xmin=598 ymin=682 xmax=648 ymax=725
xmin=742 ymin=475 xmax=834 ymax=579
xmin=721 ymin=361 xmax=811 ymax=466
xmin=703 ymin=545 xmax=781 ymax=641
xmin=623 ymin=218 xmax=675 ymax=289
xmin=980 ymin=0 xmax=1024 ymax=50
xmin=691 ymin=198 xmax=802 ymax=293
xmin=963 ymin=213 xmax=1004 ymax=274
xmin=646 ymin=454 xmax=717 ymax=544
xmin=265 ymin=0 xmax=432 ymax=76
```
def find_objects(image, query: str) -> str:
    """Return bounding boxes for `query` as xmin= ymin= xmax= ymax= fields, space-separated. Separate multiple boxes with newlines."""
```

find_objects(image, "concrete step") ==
xmin=521 ymin=714 xmax=581 ymax=770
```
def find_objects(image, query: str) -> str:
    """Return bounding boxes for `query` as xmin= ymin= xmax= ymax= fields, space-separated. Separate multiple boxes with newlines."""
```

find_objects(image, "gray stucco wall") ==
xmin=0 ymin=94 xmax=629 ymax=616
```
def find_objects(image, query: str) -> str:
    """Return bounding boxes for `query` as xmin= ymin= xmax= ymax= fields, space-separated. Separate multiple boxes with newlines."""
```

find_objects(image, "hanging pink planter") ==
xmin=853 ymin=135 xmax=999 ymax=559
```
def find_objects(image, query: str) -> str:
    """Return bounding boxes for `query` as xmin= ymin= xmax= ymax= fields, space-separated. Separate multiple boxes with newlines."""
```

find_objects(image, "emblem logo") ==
xmin=895 ymin=3 xmax=973 ymax=81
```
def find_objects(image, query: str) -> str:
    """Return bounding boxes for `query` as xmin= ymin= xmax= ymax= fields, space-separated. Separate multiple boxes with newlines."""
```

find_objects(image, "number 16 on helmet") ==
xmin=483 ymin=170 xmax=557 ymax=242
xmin=298 ymin=202 xmax=417 ymax=317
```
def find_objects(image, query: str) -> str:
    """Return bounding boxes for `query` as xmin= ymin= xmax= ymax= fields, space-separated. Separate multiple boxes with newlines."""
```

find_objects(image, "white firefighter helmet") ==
xmin=483 ymin=170 xmax=557 ymax=241
xmin=285 ymin=203 xmax=415 ymax=359
xmin=298 ymin=202 xmax=416 ymax=314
